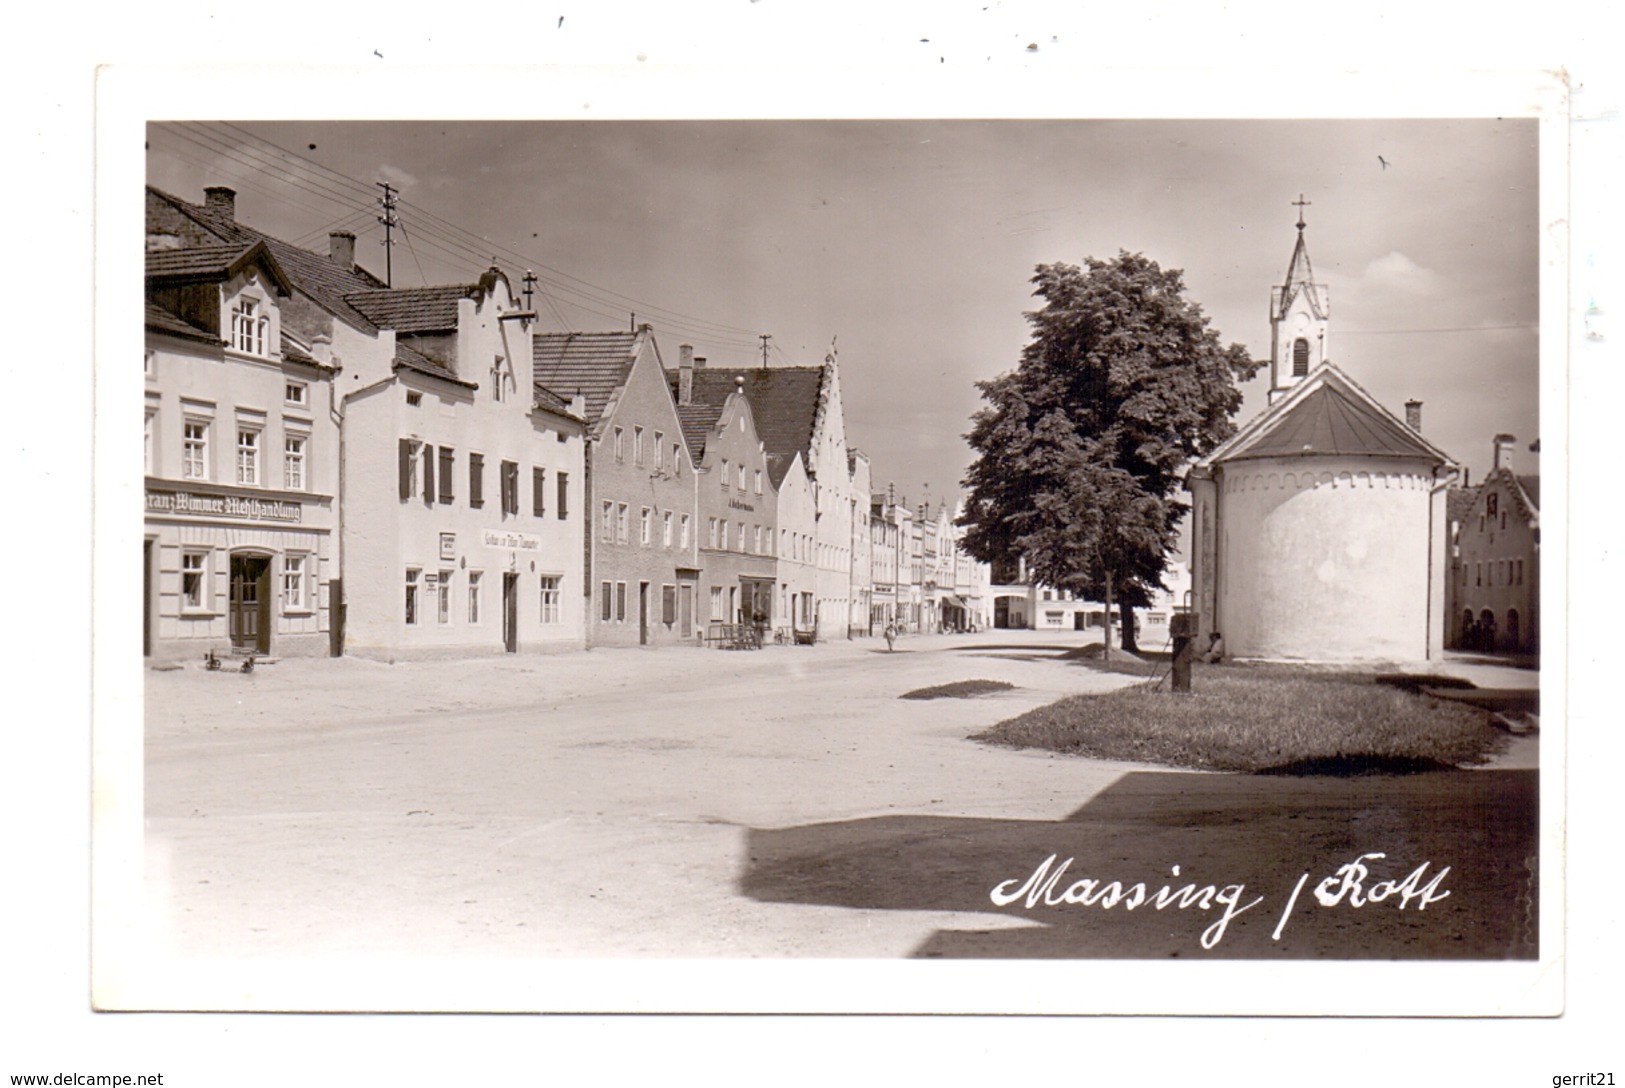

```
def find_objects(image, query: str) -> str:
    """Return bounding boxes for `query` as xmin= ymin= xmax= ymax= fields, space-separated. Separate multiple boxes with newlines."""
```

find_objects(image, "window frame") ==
xmin=181 ymin=549 xmax=210 ymax=612
xmin=281 ymin=552 xmax=309 ymax=613
xmin=468 ymin=570 xmax=483 ymax=624
xmin=437 ymin=569 xmax=453 ymax=624
xmin=283 ymin=432 xmax=307 ymax=491
xmin=235 ymin=424 xmax=261 ymax=486
xmin=539 ymin=575 xmax=562 ymax=624
xmin=404 ymin=567 xmax=421 ymax=625
xmin=182 ymin=418 xmax=210 ymax=481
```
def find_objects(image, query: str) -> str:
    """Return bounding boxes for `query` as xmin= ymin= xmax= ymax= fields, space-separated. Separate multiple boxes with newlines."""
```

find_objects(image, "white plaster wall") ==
xmin=1215 ymin=455 xmax=1436 ymax=661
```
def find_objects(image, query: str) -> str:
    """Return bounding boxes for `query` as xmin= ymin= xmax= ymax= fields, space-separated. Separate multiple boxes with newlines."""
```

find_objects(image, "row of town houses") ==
xmin=143 ymin=184 xmax=1016 ymax=663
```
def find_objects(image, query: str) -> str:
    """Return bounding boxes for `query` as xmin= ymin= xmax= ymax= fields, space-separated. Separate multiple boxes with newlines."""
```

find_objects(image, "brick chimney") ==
xmin=203 ymin=186 xmax=236 ymax=221
xmin=329 ymin=230 xmax=356 ymax=270
xmin=678 ymin=344 xmax=694 ymax=406
xmin=1404 ymin=400 xmax=1423 ymax=432
xmin=1493 ymin=433 xmax=1517 ymax=473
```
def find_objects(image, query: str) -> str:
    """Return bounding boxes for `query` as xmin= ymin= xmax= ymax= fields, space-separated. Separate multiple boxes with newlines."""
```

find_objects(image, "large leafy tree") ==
xmin=960 ymin=252 xmax=1259 ymax=651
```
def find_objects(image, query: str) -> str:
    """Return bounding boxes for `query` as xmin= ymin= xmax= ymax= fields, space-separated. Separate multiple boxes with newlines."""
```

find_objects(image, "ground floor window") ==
xmin=181 ymin=549 xmax=209 ymax=611
xmin=615 ymin=581 xmax=627 ymax=622
xmin=601 ymin=580 xmax=613 ymax=621
xmin=710 ymin=586 xmax=724 ymax=622
xmin=405 ymin=568 xmax=421 ymax=625
xmin=282 ymin=553 xmax=307 ymax=611
xmin=539 ymin=576 xmax=561 ymax=623
xmin=437 ymin=569 xmax=453 ymax=624
xmin=468 ymin=571 xmax=483 ymax=623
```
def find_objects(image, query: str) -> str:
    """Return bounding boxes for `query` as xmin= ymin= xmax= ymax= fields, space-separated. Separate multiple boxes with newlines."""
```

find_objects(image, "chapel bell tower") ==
xmin=1268 ymin=195 xmax=1331 ymax=401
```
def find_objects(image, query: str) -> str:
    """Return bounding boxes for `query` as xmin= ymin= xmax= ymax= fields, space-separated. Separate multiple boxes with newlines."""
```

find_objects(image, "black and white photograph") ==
xmin=99 ymin=89 xmax=1566 ymax=1015
xmin=14 ymin=17 xmax=1610 ymax=1081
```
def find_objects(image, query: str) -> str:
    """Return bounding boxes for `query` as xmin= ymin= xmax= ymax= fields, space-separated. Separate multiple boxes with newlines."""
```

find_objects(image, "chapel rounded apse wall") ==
xmin=1216 ymin=454 xmax=1435 ymax=661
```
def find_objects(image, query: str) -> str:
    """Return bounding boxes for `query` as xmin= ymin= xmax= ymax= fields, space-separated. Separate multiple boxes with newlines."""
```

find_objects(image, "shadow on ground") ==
xmin=739 ymin=769 xmax=1537 ymax=960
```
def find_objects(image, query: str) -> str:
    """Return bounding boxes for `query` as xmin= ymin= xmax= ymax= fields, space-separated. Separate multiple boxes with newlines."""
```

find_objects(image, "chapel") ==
xmin=1185 ymin=203 xmax=1459 ymax=661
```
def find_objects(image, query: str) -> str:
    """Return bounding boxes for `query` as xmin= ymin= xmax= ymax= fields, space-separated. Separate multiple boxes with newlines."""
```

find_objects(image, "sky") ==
xmin=146 ymin=117 xmax=1541 ymax=513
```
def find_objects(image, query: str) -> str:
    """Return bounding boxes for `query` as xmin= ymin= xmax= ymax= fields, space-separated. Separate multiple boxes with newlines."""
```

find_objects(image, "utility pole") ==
xmin=522 ymin=270 xmax=538 ymax=328
xmin=759 ymin=334 xmax=771 ymax=369
xmin=375 ymin=182 xmax=399 ymax=287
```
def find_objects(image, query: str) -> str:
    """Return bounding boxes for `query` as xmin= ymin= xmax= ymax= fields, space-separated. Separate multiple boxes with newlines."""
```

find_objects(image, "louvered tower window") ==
xmin=1292 ymin=338 xmax=1310 ymax=377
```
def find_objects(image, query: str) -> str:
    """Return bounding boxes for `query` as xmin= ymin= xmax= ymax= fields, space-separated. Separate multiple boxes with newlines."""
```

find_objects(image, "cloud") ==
xmin=1359 ymin=251 xmax=1443 ymax=295
xmin=375 ymin=163 xmax=421 ymax=190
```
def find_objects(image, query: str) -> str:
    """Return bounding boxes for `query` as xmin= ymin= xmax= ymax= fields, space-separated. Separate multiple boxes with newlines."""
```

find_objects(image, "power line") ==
xmin=1340 ymin=324 xmax=1534 ymax=335
xmin=198 ymin=121 xmax=767 ymax=344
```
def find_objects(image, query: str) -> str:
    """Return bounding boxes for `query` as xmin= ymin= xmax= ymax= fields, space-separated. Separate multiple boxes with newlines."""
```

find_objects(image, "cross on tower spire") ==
xmin=1293 ymin=193 xmax=1312 ymax=231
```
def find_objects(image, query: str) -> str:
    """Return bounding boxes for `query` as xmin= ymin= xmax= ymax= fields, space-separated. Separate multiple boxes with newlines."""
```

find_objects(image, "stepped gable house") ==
xmin=1187 ymin=210 xmax=1459 ymax=662
xmin=1448 ymin=435 xmax=1540 ymax=654
xmin=534 ymin=327 xmax=700 ymax=647
xmin=705 ymin=356 xmax=854 ymax=640
xmin=668 ymin=347 xmax=779 ymax=635
xmin=338 ymin=272 xmax=587 ymax=660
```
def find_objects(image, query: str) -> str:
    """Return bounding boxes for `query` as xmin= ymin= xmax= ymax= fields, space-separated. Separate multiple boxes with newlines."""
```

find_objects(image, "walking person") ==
xmin=884 ymin=622 xmax=897 ymax=652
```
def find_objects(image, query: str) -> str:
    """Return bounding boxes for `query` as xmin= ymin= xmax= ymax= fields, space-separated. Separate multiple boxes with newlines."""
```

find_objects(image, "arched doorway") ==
xmin=1479 ymin=609 xmax=1498 ymax=653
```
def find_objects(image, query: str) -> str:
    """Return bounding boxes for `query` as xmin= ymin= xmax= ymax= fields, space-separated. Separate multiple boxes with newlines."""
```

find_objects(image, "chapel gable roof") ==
xmin=1197 ymin=364 xmax=1454 ymax=470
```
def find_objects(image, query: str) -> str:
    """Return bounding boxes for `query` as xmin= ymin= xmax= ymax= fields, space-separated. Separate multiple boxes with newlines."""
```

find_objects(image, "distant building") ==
xmin=704 ymin=357 xmax=855 ymax=640
xmin=1187 ymin=211 xmax=1458 ymax=661
xmin=1448 ymin=435 xmax=1540 ymax=654
xmin=669 ymin=348 xmax=778 ymax=636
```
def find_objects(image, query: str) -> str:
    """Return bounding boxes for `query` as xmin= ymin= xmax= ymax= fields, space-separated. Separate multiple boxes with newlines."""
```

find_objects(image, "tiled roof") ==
xmin=1446 ymin=484 xmax=1480 ymax=528
xmin=395 ymin=340 xmax=474 ymax=388
xmin=146 ymin=243 xmax=257 ymax=280
xmin=532 ymin=331 xmax=640 ymax=428
xmin=674 ymin=399 xmax=725 ymax=462
xmin=1517 ymin=474 xmax=1540 ymax=511
xmin=685 ymin=367 xmax=824 ymax=488
xmin=148 ymin=186 xmax=389 ymax=333
xmin=345 ymin=285 xmax=480 ymax=333
xmin=1217 ymin=374 xmax=1445 ymax=464
xmin=533 ymin=384 xmax=573 ymax=416
xmin=144 ymin=302 xmax=219 ymax=344
xmin=279 ymin=332 xmax=334 ymax=370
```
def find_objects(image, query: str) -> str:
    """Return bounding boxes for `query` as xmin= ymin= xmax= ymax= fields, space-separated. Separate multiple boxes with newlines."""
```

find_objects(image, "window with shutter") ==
xmin=1293 ymin=338 xmax=1310 ymax=377
xmin=556 ymin=472 xmax=568 ymax=519
xmin=500 ymin=460 xmax=518 ymax=515
xmin=399 ymin=438 xmax=415 ymax=500
xmin=533 ymin=466 xmax=546 ymax=517
xmin=438 ymin=447 xmax=455 ymax=504
xmin=469 ymin=453 xmax=484 ymax=507
xmin=422 ymin=444 xmax=435 ymax=503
